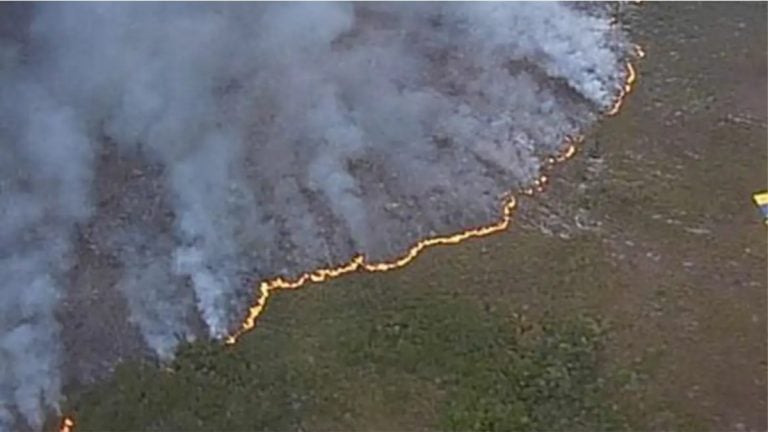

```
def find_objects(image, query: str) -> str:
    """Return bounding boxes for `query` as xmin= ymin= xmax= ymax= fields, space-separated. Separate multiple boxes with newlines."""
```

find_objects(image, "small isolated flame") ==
xmin=606 ymin=61 xmax=638 ymax=116
xmin=634 ymin=44 xmax=646 ymax=59
xmin=59 ymin=416 xmax=75 ymax=432
xmin=605 ymin=44 xmax=645 ymax=117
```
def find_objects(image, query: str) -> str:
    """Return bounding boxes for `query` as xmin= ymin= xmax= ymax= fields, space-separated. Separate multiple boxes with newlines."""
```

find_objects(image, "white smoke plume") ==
xmin=0 ymin=2 xmax=630 ymax=430
xmin=0 ymin=50 xmax=94 ymax=430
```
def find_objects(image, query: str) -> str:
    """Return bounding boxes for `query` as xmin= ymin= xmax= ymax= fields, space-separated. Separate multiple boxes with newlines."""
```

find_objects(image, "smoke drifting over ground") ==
xmin=0 ymin=2 xmax=631 ymax=430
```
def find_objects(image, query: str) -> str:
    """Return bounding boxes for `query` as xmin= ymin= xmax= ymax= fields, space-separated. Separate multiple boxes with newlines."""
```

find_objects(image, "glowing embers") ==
xmin=225 ymin=136 xmax=583 ymax=345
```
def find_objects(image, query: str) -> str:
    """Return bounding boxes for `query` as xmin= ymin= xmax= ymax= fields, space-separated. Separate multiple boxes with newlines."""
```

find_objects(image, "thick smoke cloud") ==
xmin=0 ymin=54 xmax=93 ymax=429
xmin=0 ymin=2 xmax=629 ymax=430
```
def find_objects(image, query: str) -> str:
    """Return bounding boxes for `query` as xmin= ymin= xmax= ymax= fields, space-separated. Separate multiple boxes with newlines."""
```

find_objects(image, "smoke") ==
xmin=109 ymin=226 xmax=194 ymax=360
xmin=0 ymin=2 xmax=630 ymax=430
xmin=0 ymin=46 xmax=93 ymax=430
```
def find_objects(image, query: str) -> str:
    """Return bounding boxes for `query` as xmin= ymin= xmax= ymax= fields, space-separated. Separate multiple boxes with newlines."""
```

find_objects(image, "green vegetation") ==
xmin=61 ymin=3 xmax=767 ymax=431
xmin=71 ymin=296 xmax=631 ymax=432
xmin=438 ymin=318 xmax=625 ymax=432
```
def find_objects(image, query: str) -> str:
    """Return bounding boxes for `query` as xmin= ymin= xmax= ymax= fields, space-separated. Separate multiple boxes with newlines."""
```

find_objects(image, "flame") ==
xmin=58 ymin=16 xmax=644 ymax=432
xmin=227 ymin=44 xmax=644 ymax=345
xmin=227 ymin=45 xmax=642 ymax=344
xmin=605 ymin=43 xmax=645 ymax=117
xmin=59 ymin=416 xmax=75 ymax=432
xmin=605 ymin=61 xmax=638 ymax=116
xmin=225 ymin=138 xmax=581 ymax=345
xmin=634 ymin=44 xmax=646 ymax=59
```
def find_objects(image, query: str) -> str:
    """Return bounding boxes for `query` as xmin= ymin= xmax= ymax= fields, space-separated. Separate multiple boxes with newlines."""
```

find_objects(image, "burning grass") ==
xmin=53 ymin=3 xmax=768 ymax=431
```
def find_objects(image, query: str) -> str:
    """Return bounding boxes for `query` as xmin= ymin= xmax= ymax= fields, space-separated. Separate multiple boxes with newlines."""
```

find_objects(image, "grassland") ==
xmin=58 ymin=3 xmax=766 ymax=431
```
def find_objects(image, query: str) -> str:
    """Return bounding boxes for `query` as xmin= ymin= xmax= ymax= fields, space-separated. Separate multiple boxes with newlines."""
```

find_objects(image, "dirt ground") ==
xmin=517 ymin=2 xmax=768 ymax=429
xmin=591 ymin=3 xmax=767 ymax=429
xmin=248 ymin=3 xmax=768 ymax=428
xmin=241 ymin=3 xmax=768 ymax=429
xmin=60 ymin=2 xmax=766 ymax=431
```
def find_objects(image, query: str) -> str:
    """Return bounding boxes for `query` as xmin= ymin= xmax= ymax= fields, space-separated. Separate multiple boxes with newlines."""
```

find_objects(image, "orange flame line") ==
xmin=59 ymin=28 xmax=643 ymax=432
xmin=56 ymin=47 xmax=644 ymax=432
xmin=605 ymin=61 xmax=638 ymax=116
xmin=224 ymin=136 xmax=582 ymax=345
xmin=226 ymin=46 xmax=642 ymax=344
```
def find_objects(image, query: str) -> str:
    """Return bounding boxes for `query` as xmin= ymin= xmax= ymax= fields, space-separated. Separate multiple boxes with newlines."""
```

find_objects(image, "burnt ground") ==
xmin=56 ymin=2 xmax=766 ymax=432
